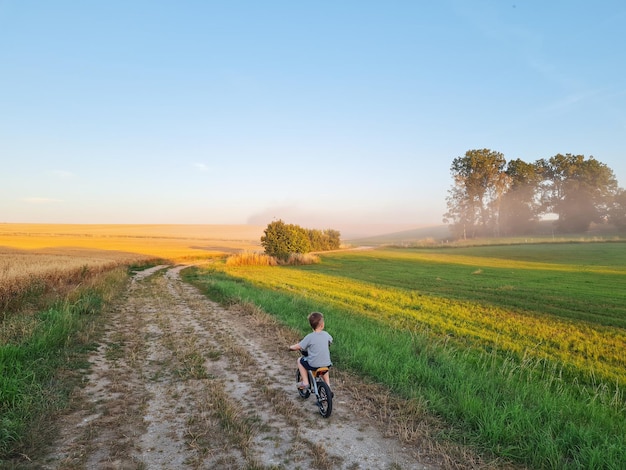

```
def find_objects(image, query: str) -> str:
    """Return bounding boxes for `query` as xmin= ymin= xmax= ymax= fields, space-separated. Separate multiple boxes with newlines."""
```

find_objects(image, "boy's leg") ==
xmin=297 ymin=358 xmax=309 ymax=386
xmin=322 ymin=372 xmax=330 ymax=388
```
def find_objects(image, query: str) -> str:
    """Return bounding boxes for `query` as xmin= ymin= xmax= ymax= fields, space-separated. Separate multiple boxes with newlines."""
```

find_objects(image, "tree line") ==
xmin=261 ymin=219 xmax=341 ymax=260
xmin=444 ymin=149 xmax=626 ymax=239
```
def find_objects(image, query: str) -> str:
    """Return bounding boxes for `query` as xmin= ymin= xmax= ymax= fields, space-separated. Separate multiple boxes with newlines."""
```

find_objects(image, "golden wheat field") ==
xmin=0 ymin=223 xmax=264 ymax=259
xmin=0 ymin=224 xmax=264 ymax=312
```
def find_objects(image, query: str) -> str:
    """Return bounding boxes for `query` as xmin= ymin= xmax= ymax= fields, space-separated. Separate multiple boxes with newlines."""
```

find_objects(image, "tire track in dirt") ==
xmin=40 ymin=265 xmax=438 ymax=469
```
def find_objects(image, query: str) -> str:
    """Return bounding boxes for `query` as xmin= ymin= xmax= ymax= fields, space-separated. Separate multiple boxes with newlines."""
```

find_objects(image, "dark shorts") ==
xmin=300 ymin=357 xmax=330 ymax=371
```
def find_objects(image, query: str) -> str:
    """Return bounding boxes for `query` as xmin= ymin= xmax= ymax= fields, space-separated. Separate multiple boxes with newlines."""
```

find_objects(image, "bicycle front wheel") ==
xmin=316 ymin=381 xmax=332 ymax=418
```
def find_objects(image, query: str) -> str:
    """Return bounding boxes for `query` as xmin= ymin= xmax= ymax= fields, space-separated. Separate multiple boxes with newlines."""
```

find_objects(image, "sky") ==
xmin=1 ymin=1 xmax=625 ymax=236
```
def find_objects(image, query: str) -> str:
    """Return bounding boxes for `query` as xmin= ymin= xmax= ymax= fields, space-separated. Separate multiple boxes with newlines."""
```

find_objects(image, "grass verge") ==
xmin=0 ymin=266 xmax=129 ymax=461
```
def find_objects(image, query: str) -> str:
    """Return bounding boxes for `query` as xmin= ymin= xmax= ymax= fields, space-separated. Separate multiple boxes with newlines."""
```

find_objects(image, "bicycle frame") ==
xmin=308 ymin=367 xmax=328 ymax=395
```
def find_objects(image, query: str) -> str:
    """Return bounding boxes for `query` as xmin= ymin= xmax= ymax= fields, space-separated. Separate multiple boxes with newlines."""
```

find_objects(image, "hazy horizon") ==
xmin=0 ymin=220 xmax=440 ymax=241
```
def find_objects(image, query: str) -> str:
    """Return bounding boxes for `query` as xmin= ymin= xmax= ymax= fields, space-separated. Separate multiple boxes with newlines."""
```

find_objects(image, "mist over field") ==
xmin=245 ymin=203 xmax=444 ymax=240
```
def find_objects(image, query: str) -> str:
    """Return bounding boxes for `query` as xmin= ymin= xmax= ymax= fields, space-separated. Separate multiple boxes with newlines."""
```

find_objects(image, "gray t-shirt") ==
xmin=299 ymin=331 xmax=333 ymax=368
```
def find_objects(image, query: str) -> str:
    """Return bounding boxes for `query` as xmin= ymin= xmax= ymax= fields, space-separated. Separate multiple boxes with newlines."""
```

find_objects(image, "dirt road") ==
xmin=39 ymin=265 xmax=445 ymax=469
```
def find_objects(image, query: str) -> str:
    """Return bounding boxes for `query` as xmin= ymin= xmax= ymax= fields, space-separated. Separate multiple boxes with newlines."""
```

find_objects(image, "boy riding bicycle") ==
xmin=288 ymin=312 xmax=333 ymax=390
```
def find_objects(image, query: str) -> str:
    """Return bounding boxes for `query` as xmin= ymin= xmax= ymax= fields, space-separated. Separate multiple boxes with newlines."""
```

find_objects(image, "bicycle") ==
xmin=295 ymin=351 xmax=333 ymax=418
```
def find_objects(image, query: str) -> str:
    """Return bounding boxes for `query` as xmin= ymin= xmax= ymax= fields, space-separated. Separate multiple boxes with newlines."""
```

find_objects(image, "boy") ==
xmin=289 ymin=311 xmax=333 ymax=390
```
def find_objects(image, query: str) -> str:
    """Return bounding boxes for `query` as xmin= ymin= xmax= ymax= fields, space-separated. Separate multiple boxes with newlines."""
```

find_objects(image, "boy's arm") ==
xmin=288 ymin=343 xmax=302 ymax=351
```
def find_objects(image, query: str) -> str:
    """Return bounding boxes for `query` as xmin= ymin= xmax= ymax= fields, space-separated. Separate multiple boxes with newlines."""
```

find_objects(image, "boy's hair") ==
xmin=308 ymin=311 xmax=324 ymax=330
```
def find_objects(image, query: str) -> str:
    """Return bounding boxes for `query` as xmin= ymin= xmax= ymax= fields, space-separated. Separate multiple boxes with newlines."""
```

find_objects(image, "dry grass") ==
xmin=0 ymin=247 xmax=132 ymax=317
xmin=225 ymin=251 xmax=321 ymax=267
xmin=284 ymin=253 xmax=320 ymax=265
xmin=225 ymin=251 xmax=278 ymax=266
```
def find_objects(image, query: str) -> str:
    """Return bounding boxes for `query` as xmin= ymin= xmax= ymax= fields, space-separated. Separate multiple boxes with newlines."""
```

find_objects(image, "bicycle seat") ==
xmin=314 ymin=367 xmax=329 ymax=377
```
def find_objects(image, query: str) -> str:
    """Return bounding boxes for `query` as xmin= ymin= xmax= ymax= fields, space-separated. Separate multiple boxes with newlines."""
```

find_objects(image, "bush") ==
xmin=260 ymin=220 xmax=341 ymax=260
xmin=260 ymin=220 xmax=311 ymax=260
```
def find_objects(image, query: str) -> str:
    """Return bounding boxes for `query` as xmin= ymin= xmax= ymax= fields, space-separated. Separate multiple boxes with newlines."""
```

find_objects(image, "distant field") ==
xmin=0 ymin=223 xmax=264 ymax=260
xmin=347 ymin=221 xmax=624 ymax=247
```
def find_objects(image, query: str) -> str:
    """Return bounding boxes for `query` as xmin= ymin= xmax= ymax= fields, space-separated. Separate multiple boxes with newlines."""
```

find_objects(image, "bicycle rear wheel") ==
xmin=296 ymin=369 xmax=310 ymax=399
xmin=316 ymin=380 xmax=332 ymax=418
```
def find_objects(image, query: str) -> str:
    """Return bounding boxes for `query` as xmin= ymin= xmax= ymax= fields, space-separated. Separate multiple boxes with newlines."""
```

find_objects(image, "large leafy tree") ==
xmin=537 ymin=154 xmax=618 ymax=233
xmin=608 ymin=188 xmax=626 ymax=232
xmin=500 ymin=159 xmax=543 ymax=235
xmin=444 ymin=150 xmax=621 ymax=238
xmin=444 ymin=149 xmax=509 ymax=238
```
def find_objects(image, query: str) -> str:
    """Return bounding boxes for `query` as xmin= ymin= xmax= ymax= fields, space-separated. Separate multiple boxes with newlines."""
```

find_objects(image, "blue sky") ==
xmin=1 ymin=1 xmax=625 ymax=235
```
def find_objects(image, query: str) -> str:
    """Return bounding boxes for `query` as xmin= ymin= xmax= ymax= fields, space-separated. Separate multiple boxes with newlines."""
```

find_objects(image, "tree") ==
xmin=323 ymin=229 xmax=341 ymax=250
xmin=444 ymin=149 xmax=509 ymax=238
xmin=608 ymin=188 xmax=626 ymax=232
xmin=500 ymin=159 xmax=543 ymax=235
xmin=260 ymin=220 xmax=311 ymax=260
xmin=538 ymin=154 xmax=618 ymax=233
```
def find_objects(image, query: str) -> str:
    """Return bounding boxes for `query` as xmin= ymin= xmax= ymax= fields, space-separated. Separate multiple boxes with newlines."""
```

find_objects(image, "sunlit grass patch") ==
xmin=202 ymin=264 xmax=626 ymax=389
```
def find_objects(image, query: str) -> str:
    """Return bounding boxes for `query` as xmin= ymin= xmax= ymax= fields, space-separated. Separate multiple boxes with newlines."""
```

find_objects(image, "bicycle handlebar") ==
xmin=288 ymin=348 xmax=309 ymax=357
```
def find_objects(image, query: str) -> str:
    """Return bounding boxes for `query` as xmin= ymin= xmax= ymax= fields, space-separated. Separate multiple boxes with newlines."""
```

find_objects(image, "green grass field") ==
xmin=183 ymin=242 xmax=626 ymax=469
